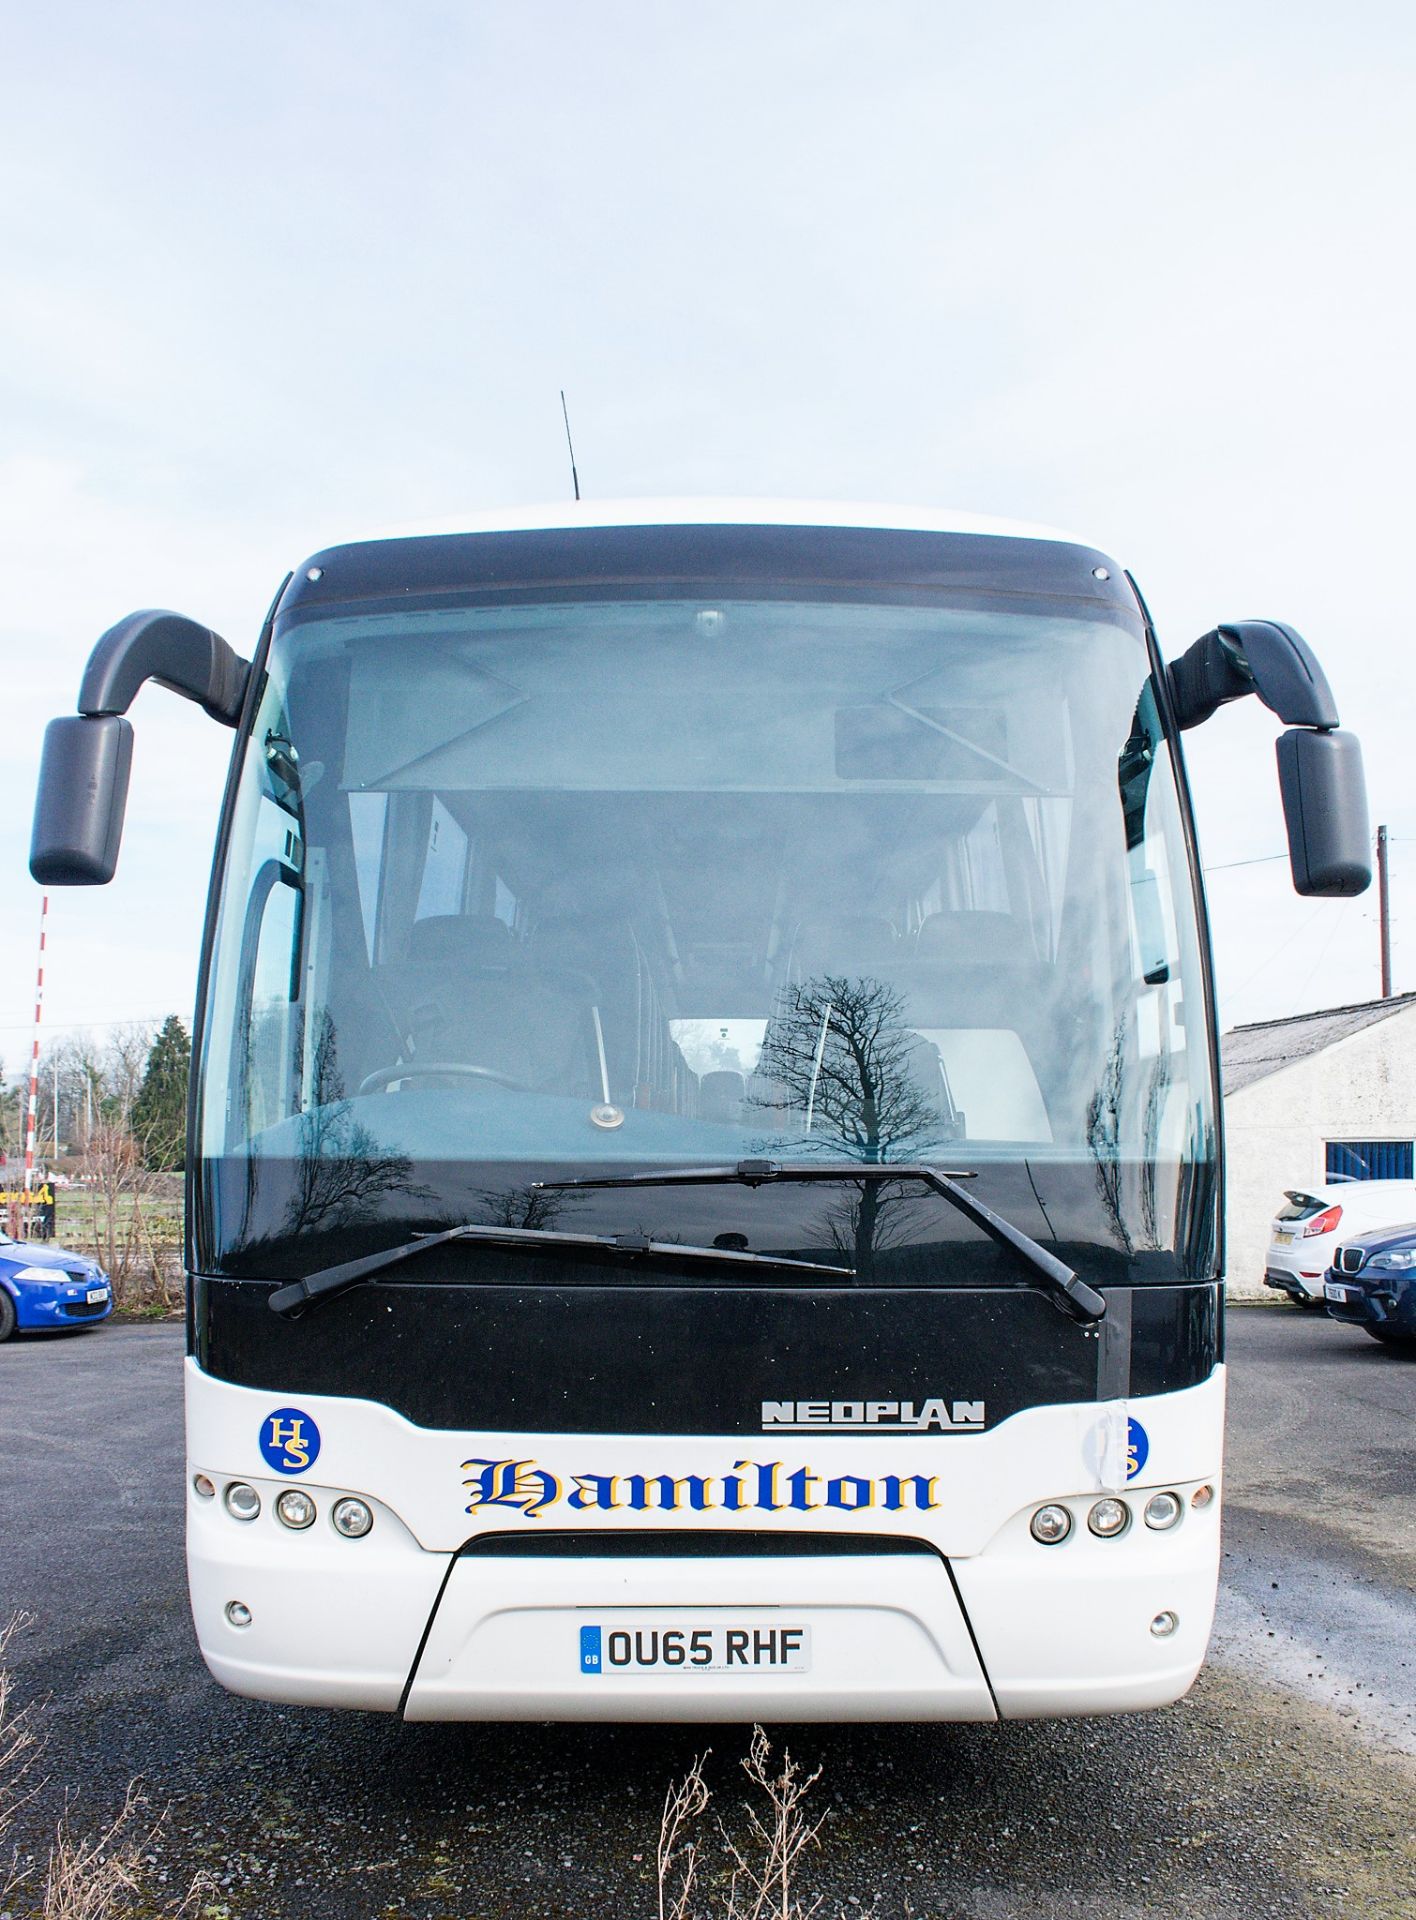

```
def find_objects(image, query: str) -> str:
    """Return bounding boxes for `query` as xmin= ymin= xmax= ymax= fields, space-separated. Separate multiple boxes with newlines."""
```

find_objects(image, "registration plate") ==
xmin=86 ymin=1287 xmax=108 ymax=1304
xmin=579 ymin=1623 xmax=811 ymax=1675
xmin=1273 ymin=1230 xmax=1294 ymax=1246
xmin=1324 ymin=1282 xmax=1354 ymax=1303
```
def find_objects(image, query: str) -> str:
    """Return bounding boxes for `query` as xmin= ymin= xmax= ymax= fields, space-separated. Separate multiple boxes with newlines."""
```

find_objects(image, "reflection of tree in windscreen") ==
xmin=1086 ymin=1014 xmax=1177 ymax=1255
xmin=282 ymin=1014 xmax=428 ymax=1236
xmin=1139 ymin=1044 xmax=1174 ymax=1252
xmin=1086 ymin=1016 xmax=1134 ymax=1256
xmin=1107 ymin=680 xmax=1174 ymax=1254
xmin=751 ymin=973 xmax=954 ymax=1269
xmin=474 ymin=1183 xmax=570 ymax=1231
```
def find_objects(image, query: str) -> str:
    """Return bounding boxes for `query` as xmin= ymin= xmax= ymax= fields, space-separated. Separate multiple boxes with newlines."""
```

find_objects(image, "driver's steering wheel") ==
xmin=356 ymin=1062 xmax=529 ymax=1096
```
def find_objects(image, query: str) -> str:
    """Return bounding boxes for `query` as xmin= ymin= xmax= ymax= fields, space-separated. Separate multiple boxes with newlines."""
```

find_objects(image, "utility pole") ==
xmin=1377 ymin=824 xmax=1392 ymax=999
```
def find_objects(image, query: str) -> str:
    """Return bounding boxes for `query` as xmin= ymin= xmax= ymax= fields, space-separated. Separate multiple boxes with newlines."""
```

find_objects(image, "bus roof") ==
xmin=281 ymin=506 xmax=1135 ymax=626
xmin=351 ymin=498 xmax=1098 ymax=549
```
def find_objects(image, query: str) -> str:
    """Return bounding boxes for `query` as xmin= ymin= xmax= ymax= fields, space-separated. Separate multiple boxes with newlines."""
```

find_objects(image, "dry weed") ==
xmin=658 ymin=1748 xmax=711 ymax=1920
xmin=0 ymin=1615 xmax=42 ymax=1877
xmin=658 ymin=1726 xmax=853 ymax=1920
xmin=1 ymin=1619 xmax=206 ymax=1919
xmin=722 ymin=1727 xmax=826 ymax=1920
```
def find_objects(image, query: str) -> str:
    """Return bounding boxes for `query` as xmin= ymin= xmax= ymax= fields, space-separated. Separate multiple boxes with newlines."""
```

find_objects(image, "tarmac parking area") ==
xmin=2 ymin=1307 xmax=1413 ymax=1920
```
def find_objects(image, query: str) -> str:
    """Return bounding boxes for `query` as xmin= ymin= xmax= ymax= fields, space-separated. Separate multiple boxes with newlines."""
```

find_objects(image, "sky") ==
xmin=2 ymin=0 xmax=1414 ymax=1080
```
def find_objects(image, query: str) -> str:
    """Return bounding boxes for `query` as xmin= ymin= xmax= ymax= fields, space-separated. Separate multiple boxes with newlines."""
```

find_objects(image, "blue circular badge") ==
xmin=259 ymin=1407 xmax=321 ymax=1475
xmin=1126 ymin=1417 xmax=1149 ymax=1481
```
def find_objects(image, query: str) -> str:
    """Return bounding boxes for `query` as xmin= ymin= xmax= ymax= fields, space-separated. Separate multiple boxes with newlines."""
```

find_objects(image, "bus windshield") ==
xmin=195 ymin=593 xmax=1215 ymax=1281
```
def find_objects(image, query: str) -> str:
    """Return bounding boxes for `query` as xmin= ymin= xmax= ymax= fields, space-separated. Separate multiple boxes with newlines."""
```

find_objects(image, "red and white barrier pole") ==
xmin=23 ymin=893 xmax=48 ymax=1199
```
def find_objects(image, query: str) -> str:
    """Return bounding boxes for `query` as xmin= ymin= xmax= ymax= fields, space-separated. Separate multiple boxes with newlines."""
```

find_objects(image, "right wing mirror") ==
xmin=1168 ymin=618 xmax=1371 ymax=899
xmin=1276 ymin=726 xmax=1371 ymax=898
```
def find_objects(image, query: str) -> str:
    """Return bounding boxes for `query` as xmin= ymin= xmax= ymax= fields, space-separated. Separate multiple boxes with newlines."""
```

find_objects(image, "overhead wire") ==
xmin=1202 ymin=853 xmax=1287 ymax=872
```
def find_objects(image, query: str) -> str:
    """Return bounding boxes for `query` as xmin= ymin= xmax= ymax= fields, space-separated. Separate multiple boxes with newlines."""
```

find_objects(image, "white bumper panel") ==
xmin=188 ymin=1487 xmax=448 ymax=1710
xmin=953 ymin=1495 xmax=1221 ymax=1717
xmin=403 ymin=1552 xmax=993 ymax=1722
xmin=185 ymin=1361 xmax=1224 ymax=1718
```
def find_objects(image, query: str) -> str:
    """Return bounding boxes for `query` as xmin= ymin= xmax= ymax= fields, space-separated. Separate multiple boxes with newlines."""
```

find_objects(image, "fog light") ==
xmin=1150 ymin=1610 xmax=1179 ymax=1638
xmin=1087 ymin=1497 xmax=1130 ymax=1537
xmin=1191 ymin=1484 xmax=1215 ymax=1510
xmin=225 ymin=1602 xmax=252 ymax=1628
xmin=224 ymin=1482 xmax=261 ymax=1522
xmin=275 ymin=1489 xmax=317 ymax=1530
xmin=331 ymin=1497 xmax=373 ymax=1538
xmin=1144 ymin=1491 xmax=1183 ymax=1531
xmin=1029 ymin=1503 xmax=1072 ymax=1544
xmin=192 ymin=1474 xmax=215 ymax=1499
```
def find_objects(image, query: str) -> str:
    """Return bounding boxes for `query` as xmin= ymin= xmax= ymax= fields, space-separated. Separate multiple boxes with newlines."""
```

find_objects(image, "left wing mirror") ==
xmin=30 ymin=610 xmax=251 ymax=887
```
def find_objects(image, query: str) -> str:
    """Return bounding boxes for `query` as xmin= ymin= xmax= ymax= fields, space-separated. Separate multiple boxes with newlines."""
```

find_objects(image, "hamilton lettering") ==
xmin=460 ymin=1456 xmax=943 ymax=1519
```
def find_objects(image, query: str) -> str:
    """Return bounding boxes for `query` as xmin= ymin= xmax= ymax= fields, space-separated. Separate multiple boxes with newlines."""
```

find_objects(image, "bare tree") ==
xmin=475 ymin=1183 xmax=570 ymax=1231
xmin=46 ymin=1032 xmax=109 ymax=1155
xmin=751 ymin=973 xmax=956 ymax=1268
xmin=7 ymin=1024 xmax=179 ymax=1304
xmin=103 ymin=1024 xmax=157 ymax=1122
xmin=1085 ymin=1016 xmax=1134 ymax=1257
xmin=279 ymin=1015 xmax=428 ymax=1241
xmin=753 ymin=975 xmax=952 ymax=1161
xmin=74 ymin=1114 xmax=176 ymax=1306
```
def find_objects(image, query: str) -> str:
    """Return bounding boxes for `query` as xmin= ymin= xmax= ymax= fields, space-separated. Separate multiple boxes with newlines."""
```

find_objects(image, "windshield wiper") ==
xmin=267 ymin=1220 xmax=853 ymax=1319
xmin=535 ymin=1160 xmax=1105 ymax=1325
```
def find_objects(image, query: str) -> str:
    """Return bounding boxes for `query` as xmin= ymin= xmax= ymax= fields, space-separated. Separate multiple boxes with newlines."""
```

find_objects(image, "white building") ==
xmin=1220 ymin=993 xmax=1416 ymax=1298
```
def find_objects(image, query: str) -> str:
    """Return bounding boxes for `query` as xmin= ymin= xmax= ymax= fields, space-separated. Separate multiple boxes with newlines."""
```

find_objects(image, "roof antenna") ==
xmin=559 ymin=389 xmax=581 ymax=501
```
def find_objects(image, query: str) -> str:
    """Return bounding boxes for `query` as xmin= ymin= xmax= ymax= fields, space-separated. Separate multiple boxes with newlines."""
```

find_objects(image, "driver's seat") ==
xmin=399 ymin=914 xmax=597 ymax=1094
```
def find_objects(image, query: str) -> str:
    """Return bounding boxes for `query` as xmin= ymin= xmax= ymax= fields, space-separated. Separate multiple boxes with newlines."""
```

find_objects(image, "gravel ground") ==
xmin=1 ymin=1310 xmax=1413 ymax=1920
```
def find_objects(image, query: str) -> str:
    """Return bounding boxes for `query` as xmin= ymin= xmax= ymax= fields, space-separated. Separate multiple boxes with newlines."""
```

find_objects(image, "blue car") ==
xmin=0 ymin=1228 xmax=113 ymax=1340
xmin=1323 ymin=1220 xmax=1416 ymax=1350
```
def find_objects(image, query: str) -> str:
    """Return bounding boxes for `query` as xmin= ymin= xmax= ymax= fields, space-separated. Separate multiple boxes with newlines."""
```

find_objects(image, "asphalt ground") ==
xmin=1 ymin=1306 xmax=1413 ymax=1920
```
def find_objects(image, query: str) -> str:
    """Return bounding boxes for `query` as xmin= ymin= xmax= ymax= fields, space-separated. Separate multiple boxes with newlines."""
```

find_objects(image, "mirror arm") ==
xmin=1168 ymin=620 xmax=1340 ymax=733
xmin=77 ymin=610 xmax=252 ymax=727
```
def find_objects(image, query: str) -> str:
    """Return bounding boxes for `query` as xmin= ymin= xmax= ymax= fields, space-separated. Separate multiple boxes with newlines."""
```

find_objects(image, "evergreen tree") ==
xmin=132 ymin=1016 xmax=191 ymax=1170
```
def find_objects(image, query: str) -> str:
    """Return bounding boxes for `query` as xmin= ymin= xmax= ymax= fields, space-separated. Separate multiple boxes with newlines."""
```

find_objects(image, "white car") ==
xmin=1264 ymin=1179 xmax=1416 ymax=1306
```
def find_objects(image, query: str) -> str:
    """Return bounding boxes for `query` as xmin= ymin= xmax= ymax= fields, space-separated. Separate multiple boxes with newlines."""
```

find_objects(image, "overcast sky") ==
xmin=2 ymin=0 xmax=1414 ymax=1077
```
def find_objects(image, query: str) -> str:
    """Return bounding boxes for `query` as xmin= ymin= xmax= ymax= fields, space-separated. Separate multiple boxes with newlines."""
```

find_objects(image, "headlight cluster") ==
xmin=199 ymin=1475 xmax=373 ymax=1538
xmin=1029 ymin=1485 xmax=1206 ymax=1545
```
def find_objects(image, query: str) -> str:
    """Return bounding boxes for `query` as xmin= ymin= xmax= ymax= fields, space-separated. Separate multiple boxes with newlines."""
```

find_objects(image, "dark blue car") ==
xmin=0 ymin=1228 xmax=113 ymax=1340
xmin=1323 ymin=1220 xmax=1416 ymax=1349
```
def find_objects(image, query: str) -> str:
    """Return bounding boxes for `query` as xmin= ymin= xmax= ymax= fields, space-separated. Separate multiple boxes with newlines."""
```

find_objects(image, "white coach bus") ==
xmin=31 ymin=503 xmax=1370 ymax=1721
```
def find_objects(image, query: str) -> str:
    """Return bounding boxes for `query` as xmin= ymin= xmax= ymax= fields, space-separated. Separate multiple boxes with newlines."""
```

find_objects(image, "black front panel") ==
xmin=194 ymin=1154 xmax=1212 ymax=1286
xmin=193 ymin=1276 xmax=1219 ymax=1433
xmin=1131 ymin=1283 xmax=1221 ymax=1396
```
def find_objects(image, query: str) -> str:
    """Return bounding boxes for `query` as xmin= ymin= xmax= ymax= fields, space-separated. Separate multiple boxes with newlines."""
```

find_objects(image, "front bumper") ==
xmin=1323 ymin=1272 xmax=1416 ymax=1335
xmin=10 ymin=1277 xmax=112 ymax=1330
xmin=186 ymin=1363 xmax=1225 ymax=1721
